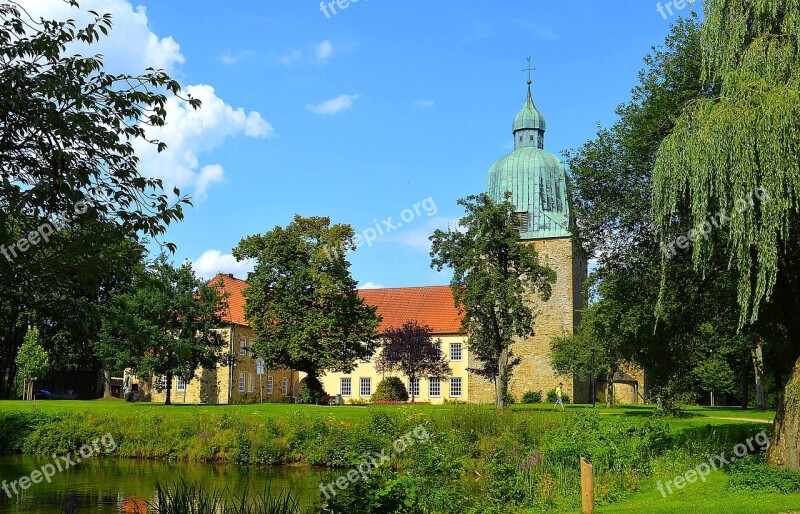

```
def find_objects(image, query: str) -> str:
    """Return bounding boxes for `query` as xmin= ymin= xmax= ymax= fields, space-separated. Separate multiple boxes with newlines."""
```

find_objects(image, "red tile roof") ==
xmin=358 ymin=286 xmax=463 ymax=334
xmin=208 ymin=274 xmax=249 ymax=326
xmin=208 ymin=275 xmax=463 ymax=335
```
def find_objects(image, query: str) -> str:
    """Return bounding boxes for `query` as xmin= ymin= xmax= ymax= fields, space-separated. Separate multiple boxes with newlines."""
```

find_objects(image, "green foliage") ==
xmin=430 ymin=193 xmax=555 ymax=408
xmin=542 ymin=412 xmax=670 ymax=474
xmin=233 ymin=216 xmax=380 ymax=390
xmin=521 ymin=390 xmax=543 ymax=404
xmin=727 ymin=455 xmax=800 ymax=494
xmin=15 ymin=328 xmax=48 ymax=383
xmin=0 ymin=1 xmax=195 ymax=398
xmin=149 ymin=479 xmax=299 ymax=514
xmin=693 ymin=357 xmax=736 ymax=396
xmin=371 ymin=377 xmax=409 ymax=402
xmin=653 ymin=0 xmax=800 ymax=326
xmin=130 ymin=254 xmax=226 ymax=405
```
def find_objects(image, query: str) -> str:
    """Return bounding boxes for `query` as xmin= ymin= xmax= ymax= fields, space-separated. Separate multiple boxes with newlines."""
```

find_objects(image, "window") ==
xmin=248 ymin=374 xmax=255 ymax=393
xmin=239 ymin=337 xmax=248 ymax=356
xmin=450 ymin=343 xmax=463 ymax=361
xmin=238 ymin=373 xmax=246 ymax=393
xmin=282 ymin=377 xmax=289 ymax=395
xmin=360 ymin=352 xmax=372 ymax=363
xmin=176 ymin=377 xmax=187 ymax=391
xmin=530 ymin=135 xmax=534 ymax=141
xmin=408 ymin=378 xmax=420 ymax=397
xmin=340 ymin=378 xmax=352 ymax=396
xmin=360 ymin=378 xmax=371 ymax=397
xmin=429 ymin=377 xmax=441 ymax=397
xmin=161 ymin=376 xmax=168 ymax=390
xmin=450 ymin=377 xmax=462 ymax=397
xmin=515 ymin=212 xmax=530 ymax=232
xmin=267 ymin=376 xmax=274 ymax=394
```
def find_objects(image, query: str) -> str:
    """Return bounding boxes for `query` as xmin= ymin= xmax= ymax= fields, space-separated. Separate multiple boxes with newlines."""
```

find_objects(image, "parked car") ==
xmin=32 ymin=389 xmax=53 ymax=400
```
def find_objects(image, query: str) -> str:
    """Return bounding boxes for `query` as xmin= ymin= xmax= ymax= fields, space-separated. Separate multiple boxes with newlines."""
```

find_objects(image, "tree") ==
xmin=651 ymin=0 xmax=800 ymax=468
xmin=374 ymin=321 xmax=451 ymax=403
xmin=430 ymin=194 xmax=555 ymax=409
xmin=132 ymin=255 xmax=226 ymax=405
xmin=693 ymin=357 xmax=736 ymax=407
xmin=0 ymin=2 xmax=197 ymax=397
xmin=233 ymin=216 xmax=381 ymax=402
xmin=15 ymin=328 xmax=48 ymax=400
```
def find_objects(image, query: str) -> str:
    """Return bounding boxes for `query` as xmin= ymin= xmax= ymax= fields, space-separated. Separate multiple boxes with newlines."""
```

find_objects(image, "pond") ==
xmin=0 ymin=455 xmax=331 ymax=513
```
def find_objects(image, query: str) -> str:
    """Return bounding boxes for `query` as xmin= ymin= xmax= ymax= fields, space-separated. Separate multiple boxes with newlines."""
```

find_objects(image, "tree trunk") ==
xmin=410 ymin=375 xmax=415 ymax=403
xmin=102 ymin=362 xmax=113 ymax=398
xmin=496 ymin=348 xmax=509 ymax=410
xmin=606 ymin=368 xmax=614 ymax=408
xmin=710 ymin=390 xmax=715 ymax=407
xmin=741 ymin=360 xmax=750 ymax=410
xmin=766 ymin=355 xmax=800 ymax=469
xmin=752 ymin=343 xmax=766 ymax=411
xmin=164 ymin=372 xmax=172 ymax=405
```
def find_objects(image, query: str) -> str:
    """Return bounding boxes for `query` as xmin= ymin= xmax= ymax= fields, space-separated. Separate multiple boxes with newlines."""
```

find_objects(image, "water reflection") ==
xmin=0 ymin=455 xmax=330 ymax=513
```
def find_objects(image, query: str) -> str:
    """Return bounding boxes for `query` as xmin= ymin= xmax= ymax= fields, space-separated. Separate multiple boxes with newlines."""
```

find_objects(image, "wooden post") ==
xmin=581 ymin=457 xmax=594 ymax=514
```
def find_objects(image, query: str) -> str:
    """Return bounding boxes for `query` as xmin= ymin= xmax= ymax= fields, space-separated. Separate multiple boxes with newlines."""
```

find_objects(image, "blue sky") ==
xmin=28 ymin=0 xmax=701 ymax=288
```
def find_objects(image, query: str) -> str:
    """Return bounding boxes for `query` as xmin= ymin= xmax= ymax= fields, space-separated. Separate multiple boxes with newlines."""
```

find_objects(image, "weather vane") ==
xmin=523 ymin=56 xmax=535 ymax=85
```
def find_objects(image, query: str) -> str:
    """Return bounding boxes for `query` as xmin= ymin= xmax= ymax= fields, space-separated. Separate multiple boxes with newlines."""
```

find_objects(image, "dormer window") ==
xmin=515 ymin=212 xmax=530 ymax=232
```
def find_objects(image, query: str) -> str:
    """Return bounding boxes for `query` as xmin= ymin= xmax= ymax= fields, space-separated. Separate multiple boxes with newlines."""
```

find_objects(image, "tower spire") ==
xmin=523 ymin=56 xmax=535 ymax=87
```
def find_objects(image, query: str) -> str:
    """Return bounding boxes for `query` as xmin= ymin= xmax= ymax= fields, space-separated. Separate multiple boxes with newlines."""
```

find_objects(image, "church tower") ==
xmin=470 ymin=71 xmax=588 ymax=403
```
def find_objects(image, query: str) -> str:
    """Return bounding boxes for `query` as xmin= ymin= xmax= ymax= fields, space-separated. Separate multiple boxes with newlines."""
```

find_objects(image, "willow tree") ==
xmin=652 ymin=0 xmax=800 ymax=468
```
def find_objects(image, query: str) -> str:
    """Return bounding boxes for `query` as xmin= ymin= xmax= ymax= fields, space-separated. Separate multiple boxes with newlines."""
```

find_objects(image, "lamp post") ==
xmin=590 ymin=346 xmax=596 ymax=408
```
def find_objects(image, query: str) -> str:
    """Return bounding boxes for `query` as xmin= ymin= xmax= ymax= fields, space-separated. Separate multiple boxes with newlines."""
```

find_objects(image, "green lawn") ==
xmin=0 ymin=399 xmax=777 ymax=426
xmin=597 ymin=470 xmax=800 ymax=514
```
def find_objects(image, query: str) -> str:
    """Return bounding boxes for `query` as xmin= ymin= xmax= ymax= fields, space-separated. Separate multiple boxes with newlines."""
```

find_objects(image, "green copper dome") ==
xmin=513 ymin=86 xmax=546 ymax=134
xmin=486 ymin=83 xmax=570 ymax=240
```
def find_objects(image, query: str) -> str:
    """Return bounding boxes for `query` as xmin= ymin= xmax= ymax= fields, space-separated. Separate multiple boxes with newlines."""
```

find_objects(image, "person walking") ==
xmin=553 ymin=382 xmax=565 ymax=412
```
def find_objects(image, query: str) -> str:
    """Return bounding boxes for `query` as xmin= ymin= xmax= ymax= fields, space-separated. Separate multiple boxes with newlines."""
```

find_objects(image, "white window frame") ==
xmin=340 ymin=377 xmax=352 ymax=396
xmin=360 ymin=377 xmax=371 ymax=397
xmin=429 ymin=377 xmax=441 ymax=397
xmin=450 ymin=377 xmax=462 ymax=397
xmin=281 ymin=377 xmax=289 ymax=395
xmin=450 ymin=343 xmax=462 ymax=362
xmin=239 ymin=337 xmax=248 ymax=356
xmin=238 ymin=373 xmax=246 ymax=393
xmin=408 ymin=378 xmax=420 ymax=398
xmin=161 ymin=376 xmax=168 ymax=390
xmin=248 ymin=374 xmax=255 ymax=393
xmin=176 ymin=377 xmax=187 ymax=391
xmin=267 ymin=376 xmax=274 ymax=394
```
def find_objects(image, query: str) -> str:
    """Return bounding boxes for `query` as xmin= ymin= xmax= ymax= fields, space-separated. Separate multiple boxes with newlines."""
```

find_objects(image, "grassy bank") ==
xmin=0 ymin=400 xmax=794 ymax=513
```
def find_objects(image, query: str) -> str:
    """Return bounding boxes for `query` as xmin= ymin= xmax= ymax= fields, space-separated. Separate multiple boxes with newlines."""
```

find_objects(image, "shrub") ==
xmin=546 ymin=389 xmax=570 ymax=404
xmin=372 ymin=377 xmax=409 ymax=402
xmin=521 ymin=390 xmax=543 ymax=404
xmin=727 ymin=456 xmax=800 ymax=493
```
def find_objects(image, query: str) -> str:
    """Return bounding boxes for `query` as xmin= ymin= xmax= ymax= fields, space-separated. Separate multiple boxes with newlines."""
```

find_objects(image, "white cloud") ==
xmin=132 ymin=84 xmax=273 ymax=200
xmin=307 ymin=94 xmax=360 ymax=115
xmin=315 ymin=40 xmax=333 ymax=64
xmin=278 ymin=49 xmax=302 ymax=66
xmin=192 ymin=250 xmax=254 ymax=280
xmin=18 ymin=0 xmax=184 ymax=75
xmin=18 ymin=0 xmax=274 ymax=201
xmin=218 ymin=49 xmax=252 ymax=65
xmin=415 ymin=99 xmax=435 ymax=108
xmin=359 ymin=282 xmax=384 ymax=290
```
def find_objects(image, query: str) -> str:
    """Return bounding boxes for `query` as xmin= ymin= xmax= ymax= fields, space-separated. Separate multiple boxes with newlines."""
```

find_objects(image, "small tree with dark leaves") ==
xmin=375 ymin=321 xmax=451 ymax=403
